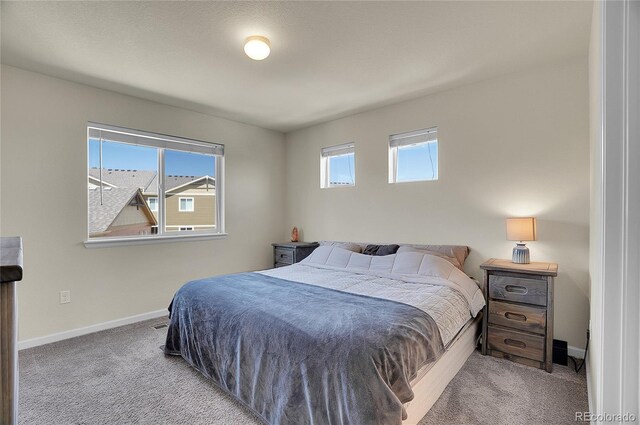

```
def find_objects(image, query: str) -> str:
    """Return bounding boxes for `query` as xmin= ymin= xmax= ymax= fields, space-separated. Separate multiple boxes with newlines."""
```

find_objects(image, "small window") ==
xmin=147 ymin=197 xmax=158 ymax=212
xmin=389 ymin=127 xmax=438 ymax=183
xmin=320 ymin=143 xmax=355 ymax=188
xmin=179 ymin=197 xmax=194 ymax=212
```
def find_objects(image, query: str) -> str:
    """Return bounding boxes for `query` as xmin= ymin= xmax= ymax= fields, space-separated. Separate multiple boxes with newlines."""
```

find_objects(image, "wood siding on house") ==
xmin=165 ymin=194 xmax=216 ymax=229
xmin=166 ymin=181 xmax=216 ymax=230
xmin=111 ymin=203 xmax=153 ymax=228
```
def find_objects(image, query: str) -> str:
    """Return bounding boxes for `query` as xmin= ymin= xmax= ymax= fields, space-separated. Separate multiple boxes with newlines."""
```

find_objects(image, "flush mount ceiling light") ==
xmin=244 ymin=36 xmax=271 ymax=60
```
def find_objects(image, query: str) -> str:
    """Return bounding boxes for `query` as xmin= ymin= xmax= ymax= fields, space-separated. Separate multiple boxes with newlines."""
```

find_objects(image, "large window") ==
xmin=388 ymin=127 xmax=438 ymax=183
xmin=87 ymin=123 xmax=224 ymax=243
xmin=320 ymin=143 xmax=355 ymax=188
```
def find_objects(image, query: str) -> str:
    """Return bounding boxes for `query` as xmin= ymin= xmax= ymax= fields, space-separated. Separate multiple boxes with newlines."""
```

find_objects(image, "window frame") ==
xmin=84 ymin=123 xmax=226 ymax=248
xmin=388 ymin=127 xmax=438 ymax=184
xmin=178 ymin=197 xmax=195 ymax=212
xmin=320 ymin=142 xmax=356 ymax=188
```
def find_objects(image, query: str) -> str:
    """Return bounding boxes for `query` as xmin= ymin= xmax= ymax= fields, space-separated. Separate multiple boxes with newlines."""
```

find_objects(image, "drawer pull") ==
xmin=505 ymin=312 xmax=527 ymax=322
xmin=505 ymin=285 xmax=528 ymax=295
xmin=504 ymin=338 xmax=526 ymax=349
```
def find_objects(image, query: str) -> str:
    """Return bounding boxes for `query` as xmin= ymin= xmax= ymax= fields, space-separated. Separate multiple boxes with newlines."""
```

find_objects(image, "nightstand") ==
xmin=272 ymin=242 xmax=319 ymax=268
xmin=480 ymin=258 xmax=558 ymax=372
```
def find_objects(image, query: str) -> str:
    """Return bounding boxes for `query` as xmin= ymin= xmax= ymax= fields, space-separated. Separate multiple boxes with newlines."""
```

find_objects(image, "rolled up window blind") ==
xmin=389 ymin=127 xmax=437 ymax=148
xmin=88 ymin=122 xmax=224 ymax=156
xmin=321 ymin=142 xmax=355 ymax=157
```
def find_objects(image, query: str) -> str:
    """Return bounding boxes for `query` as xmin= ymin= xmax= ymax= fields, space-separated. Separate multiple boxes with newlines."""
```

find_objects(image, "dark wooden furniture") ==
xmin=480 ymin=258 xmax=558 ymax=372
xmin=272 ymin=242 xmax=319 ymax=268
xmin=1 ymin=237 xmax=23 ymax=425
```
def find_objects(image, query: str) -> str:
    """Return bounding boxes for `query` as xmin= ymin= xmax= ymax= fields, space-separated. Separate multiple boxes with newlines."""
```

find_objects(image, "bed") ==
xmin=164 ymin=244 xmax=485 ymax=425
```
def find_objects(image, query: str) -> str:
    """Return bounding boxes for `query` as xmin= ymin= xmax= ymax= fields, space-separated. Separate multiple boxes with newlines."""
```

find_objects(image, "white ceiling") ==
xmin=1 ymin=1 xmax=593 ymax=133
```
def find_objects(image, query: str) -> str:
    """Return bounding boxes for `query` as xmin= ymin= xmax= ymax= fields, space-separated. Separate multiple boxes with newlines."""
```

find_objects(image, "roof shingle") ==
xmin=88 ymin=186 xmax=141 ymax=234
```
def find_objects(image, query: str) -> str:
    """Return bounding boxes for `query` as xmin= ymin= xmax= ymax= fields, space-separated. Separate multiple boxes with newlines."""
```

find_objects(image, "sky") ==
xmin=397 ymin=142 xmax=438 ymax=181
xmin=89 ymin=139 xmax=215 ymax=176
xmin=329 ymin=142 xmax=438 ymax=184
xmin=329 ymin=153 xmax=355 ymax=184
xmin=90 ymin=138 xmax=436 ymax=182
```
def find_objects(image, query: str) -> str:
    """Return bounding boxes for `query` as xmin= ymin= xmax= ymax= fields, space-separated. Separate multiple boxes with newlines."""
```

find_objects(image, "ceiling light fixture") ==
xmin=244 ymin=36 xmax=271 ymax=60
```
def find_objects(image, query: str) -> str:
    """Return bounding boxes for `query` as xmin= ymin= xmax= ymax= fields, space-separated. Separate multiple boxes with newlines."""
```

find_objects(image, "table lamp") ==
xmin=506 ymin=217 xmax=536 ymax=264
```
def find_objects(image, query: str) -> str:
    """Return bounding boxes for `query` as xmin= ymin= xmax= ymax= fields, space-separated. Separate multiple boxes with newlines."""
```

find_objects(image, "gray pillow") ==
xmin=363 ymin=244 xmax=400 ymax=256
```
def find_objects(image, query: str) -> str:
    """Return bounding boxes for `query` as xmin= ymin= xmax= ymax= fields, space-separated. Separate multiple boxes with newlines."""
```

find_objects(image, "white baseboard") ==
xmin=568 ymin=344 xmax=586 ymax=359
xmin=18 ymin=309 xmax=168 ymax=350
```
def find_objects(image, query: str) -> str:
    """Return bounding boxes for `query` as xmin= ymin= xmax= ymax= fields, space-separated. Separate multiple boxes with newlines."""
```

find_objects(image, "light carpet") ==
xmin=19 ymin=318 xmax=587 ymax=425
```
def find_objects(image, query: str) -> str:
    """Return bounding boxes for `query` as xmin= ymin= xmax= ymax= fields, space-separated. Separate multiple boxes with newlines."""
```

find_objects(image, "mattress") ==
xmin=259 ymin=246 xmax=484 ymax=346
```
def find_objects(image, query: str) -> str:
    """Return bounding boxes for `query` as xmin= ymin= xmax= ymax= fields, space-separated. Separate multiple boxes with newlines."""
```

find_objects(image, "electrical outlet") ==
xmin=59 ymin=290 xmax=71 ymax=304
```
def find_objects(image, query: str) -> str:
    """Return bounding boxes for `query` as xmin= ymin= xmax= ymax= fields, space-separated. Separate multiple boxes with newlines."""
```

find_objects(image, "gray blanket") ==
xmin=164 ymin=272 xmax=444 ymax=425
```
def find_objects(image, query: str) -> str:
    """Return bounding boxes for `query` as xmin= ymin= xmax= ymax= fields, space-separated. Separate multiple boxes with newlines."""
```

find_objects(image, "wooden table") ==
xmin=1 ymin=237 xmax=23 ymax=425
xmin=480 ymin=258 xmax=558 ymax=372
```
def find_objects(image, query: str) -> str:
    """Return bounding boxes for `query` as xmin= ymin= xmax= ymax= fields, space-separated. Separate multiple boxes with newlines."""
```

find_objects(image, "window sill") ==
xmin=84 ymin=233 xmax=228 ymax=248
xmin=321 ymin=184 xmax=356 ymax=189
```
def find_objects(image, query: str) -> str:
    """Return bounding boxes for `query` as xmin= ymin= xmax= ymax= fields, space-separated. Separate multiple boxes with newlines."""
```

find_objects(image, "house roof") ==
xmin=166 ymin=175 xmax=215 ymax=193
xmin=89 ymin=168 xmax=213 ymax=193
xmin=88 ymin=186 xmax=155 ymax=234
xmin=89 ymin=168 xmax=156 ymax=192
xmin=165 ymin=175 xmax=199 ymax=191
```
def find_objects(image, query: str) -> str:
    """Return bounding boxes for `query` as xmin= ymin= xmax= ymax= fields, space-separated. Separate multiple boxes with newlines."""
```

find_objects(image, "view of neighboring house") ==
xmin=88 ymin=168 xmax=215 ymax=237
xmin=88 ymin=184 xmax=157 ymax=237
xmin=163 ymin=175 xmax=216 ymax=232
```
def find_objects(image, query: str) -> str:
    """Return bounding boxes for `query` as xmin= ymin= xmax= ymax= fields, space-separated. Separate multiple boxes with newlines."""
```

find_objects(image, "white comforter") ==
xmin=259 ymin=246 xmax=485 ymax=346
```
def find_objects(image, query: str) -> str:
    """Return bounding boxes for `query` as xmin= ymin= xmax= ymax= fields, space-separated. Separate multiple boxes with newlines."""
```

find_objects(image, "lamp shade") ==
xmin=506 ymin=217 xmax=536 ymax=241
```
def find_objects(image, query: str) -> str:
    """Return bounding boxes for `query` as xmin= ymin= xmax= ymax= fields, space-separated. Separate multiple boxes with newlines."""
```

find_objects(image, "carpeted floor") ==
xmin=19 ymin=318 xmax=588 ymax=425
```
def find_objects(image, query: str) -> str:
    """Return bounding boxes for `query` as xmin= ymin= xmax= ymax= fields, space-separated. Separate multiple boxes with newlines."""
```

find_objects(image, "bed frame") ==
xmin=403 ymin=314 xmax=482 ymax=424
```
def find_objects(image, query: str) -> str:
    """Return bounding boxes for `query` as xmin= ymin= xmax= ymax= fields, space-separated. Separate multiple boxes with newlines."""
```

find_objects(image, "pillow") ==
xmin=318 ymin=241 xmax=362 ymax=253
xmin=396 ymin=245 xmax=465 ymax=270
xmin=301 ymin=246 xmax=485 ymax=317
xmin=363 ymin=244 xmax=400 ymax=256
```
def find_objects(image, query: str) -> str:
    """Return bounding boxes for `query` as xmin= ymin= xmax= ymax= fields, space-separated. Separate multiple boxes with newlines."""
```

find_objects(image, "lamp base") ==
xmin=512 ymin=243 xmax=530 ymax=264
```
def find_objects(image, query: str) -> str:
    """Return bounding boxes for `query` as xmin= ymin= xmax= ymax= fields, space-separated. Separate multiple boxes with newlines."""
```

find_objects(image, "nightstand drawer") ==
xmin=489 ymin=275 xmax=547 ymax=306
xmin=488 ymin=300 xmax=546 ymax=334
xmin=274 ymin=248 xmax=294 ymax=264
xmin=274 ymin=262 xmax=290 ymax=268
xmin=487 ymin=326 xmax=544 ymax=362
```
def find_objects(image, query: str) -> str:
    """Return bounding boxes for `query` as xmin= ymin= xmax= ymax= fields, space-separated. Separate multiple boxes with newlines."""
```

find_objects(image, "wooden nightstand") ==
xmin=272 ymin=242 xmax=319 ymax=268
xmin=480 ymin=258 xmax=558 ymax=372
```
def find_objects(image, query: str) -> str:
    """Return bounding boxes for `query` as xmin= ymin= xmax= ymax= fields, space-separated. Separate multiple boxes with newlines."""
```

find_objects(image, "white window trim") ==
xmin=148 ymin=197 xmax=158 ymax=212
xmin=320 ymin=142 xmax=356 ymax=188
xmin=178 ymin=197 xmax=195 ymax=212
xmin=86 ymin=123 xmax=225 ymax=247
xmin=84 ymin=232 xmax=228 ymax=248
xmin=388 ymin=127 xmax=438 ymax=184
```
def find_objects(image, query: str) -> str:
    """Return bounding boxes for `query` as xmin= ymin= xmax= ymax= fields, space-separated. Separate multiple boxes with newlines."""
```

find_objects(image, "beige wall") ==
xmin=284 ymin=58 xmax=590 ymax=348
xmin=0 ymin=65 xmax=286 ymax=341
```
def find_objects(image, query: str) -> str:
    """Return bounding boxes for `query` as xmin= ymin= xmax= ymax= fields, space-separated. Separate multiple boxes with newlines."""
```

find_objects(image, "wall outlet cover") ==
xmin=60 ymin=290 xmax=71 ymax=304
